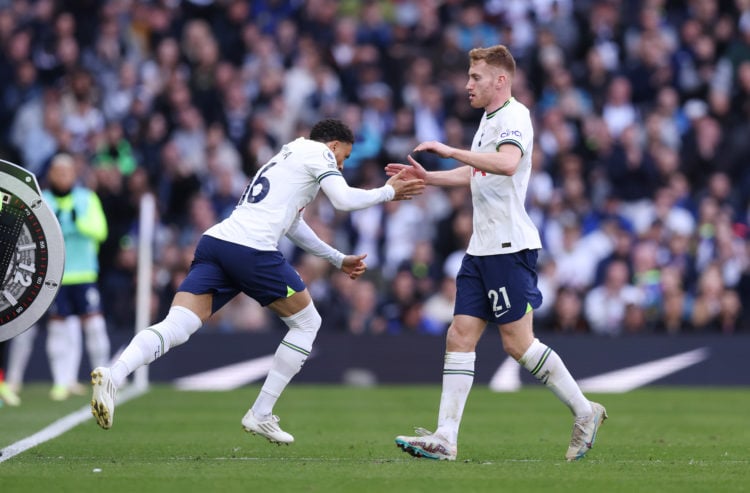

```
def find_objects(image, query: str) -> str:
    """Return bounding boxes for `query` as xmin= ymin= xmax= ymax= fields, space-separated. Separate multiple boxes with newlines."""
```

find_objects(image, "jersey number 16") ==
xmin=239 ymin=162 xmax=277 ymax=205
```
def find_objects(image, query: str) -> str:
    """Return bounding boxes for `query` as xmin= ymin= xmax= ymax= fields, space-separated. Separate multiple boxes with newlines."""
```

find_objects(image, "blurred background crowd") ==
xmin=1 ymin=0 xmax=749 ymax=338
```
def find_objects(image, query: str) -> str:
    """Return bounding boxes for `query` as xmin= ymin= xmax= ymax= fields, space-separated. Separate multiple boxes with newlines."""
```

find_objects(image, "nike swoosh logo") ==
xmin=494 ymin=310 xmax=509 ymax=318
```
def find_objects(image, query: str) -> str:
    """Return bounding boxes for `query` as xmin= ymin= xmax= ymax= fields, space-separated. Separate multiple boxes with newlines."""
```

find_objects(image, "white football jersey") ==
xmin=467 ymin=97 xmax=542 ymax=255
xmin=205 ymin=137 xmax=342 ymax=250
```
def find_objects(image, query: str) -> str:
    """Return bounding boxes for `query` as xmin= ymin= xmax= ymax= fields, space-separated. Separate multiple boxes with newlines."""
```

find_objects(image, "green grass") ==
xmin=1 ymin=384 xmax=749 ymax=492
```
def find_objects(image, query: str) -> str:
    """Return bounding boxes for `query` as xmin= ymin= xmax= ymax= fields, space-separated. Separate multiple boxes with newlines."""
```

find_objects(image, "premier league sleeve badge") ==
xmin=0 ymin=159 xmax=64 ymax=342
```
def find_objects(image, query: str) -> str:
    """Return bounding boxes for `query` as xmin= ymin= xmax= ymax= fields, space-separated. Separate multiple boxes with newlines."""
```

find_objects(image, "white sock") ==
xmin=251 ymin=303 xmax=320 ymax=418
xmin=435 ymin=351 xmax=475 ymax=445
xmin=46 ymin=318 xmax=78 ymax=387
xmin=84 ymin=314 xmax=110 ymax=369
xmin=6 ymin=324 xmax=37 ymax=386
xmin=519 ymin=338 xmax=592 ymax=417
xmin=110 ymin=306 xmax=202 ymax=388
xmin=65 ymin=316 xmax=83 ymax=386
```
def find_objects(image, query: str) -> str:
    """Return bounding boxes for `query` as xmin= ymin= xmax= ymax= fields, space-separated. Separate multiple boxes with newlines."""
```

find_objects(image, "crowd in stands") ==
xmin=1 ymin=0 xmax=749 ymax=337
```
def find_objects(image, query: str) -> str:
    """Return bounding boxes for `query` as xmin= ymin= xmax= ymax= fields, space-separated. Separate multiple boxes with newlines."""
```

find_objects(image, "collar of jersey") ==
xmin=485 ymin=97 xmax=514 ymax=120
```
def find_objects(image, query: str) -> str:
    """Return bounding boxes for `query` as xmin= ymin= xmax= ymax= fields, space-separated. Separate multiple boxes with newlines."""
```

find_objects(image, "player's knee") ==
xmin=282 ymin=302 xmax=322 ymax=335
xmin=150 ymin=322 xmax=186 ymax=351
xmin=160 ymin=306 xmax=203 ymax=349
xmin=446 ymin=324 xmax=480 ymax=352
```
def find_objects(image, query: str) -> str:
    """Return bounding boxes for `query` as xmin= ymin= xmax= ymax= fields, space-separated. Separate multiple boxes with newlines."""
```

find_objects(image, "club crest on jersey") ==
xmin=323 ymin=149 xmax=336 ymax=168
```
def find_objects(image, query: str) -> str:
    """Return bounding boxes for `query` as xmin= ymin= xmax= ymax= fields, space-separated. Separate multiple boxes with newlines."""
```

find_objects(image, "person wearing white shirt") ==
xmin=387 ymin=45 xmax=607 ymax=462
xmin=89 ymin=119 xmax=424 ymax=444
xmin=585 ymin=259 xmax=644 ymax=336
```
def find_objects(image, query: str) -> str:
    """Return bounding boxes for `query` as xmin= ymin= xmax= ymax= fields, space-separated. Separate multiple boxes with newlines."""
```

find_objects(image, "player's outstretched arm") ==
xmin=414 ymin=139 xmax=522 ymax=177
xmin=386 ymin=155 xmax=470 ymax=188
xmin=413 ymin=140 xmax=455 ymax=157
xmin=286 ymin=218 xmax=368 ymax=280
xmin=319 ymin=172 xmax=423 ymax=211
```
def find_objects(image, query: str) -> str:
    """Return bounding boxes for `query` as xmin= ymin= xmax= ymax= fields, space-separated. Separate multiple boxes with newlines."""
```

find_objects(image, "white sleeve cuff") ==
xmin=383 ymin=184 xmax=395 ymax=201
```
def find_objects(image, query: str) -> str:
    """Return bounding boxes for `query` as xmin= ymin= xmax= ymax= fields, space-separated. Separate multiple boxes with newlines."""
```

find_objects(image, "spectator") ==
xmin=422 ymin=274 xmax=457 ymax=335
xmin=584 ymin=259 xmax=643 ymax=336
xmin=141 ymin=37 xmax=190 ymax=105
xmin=549 ymin=285 xmax=590 ymax=334
xmin=654 ymin=265 xmax=693 ymax=334
xmin=709 ymin=11 xmax=750 ymax=119
xmin=691 ymin=262 xmax=742 ymax=333
xmin=386 ymin=296 xmax=444 ymax=336
xmin=549 ymin=215 xmax=608 ymax=290
xmin=60 ymin=68 xmax=104 ymax=156
xmin=631 ymin=240 xmax=663 ymax=328
xmin=680 ymin=114 xmax=727 ymax=192
xmin=101 ymin=61 xmax=140 ymax=124
xmin=94 ymin=120 xmax=137 ymax=176
xmin=338 ymin=103 xmax=382 ymax=180
xmin=448 ymin=3 xmax=501 ymax=53
xmin=10 ymin=86 xmax=63 ymax=175
xmin=382 ymin=106 xmax=418 ymax=164
xmin=346 ymin=278 xmax=387 ymax=335
xmin=593 ymin=224 xmax=635 ymax=287
xmin=0 ymin=0 xmax=747 ymax=339
xmin=601 ymin=76 xmax=638 ymax=140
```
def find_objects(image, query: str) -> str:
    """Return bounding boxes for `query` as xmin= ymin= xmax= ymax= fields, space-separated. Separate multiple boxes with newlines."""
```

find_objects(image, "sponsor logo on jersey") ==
xmin=499 ymin=129 xmax=522 ymax=139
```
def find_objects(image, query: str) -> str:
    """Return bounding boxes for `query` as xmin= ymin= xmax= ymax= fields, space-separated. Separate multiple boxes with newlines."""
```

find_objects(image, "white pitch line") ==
xmin=0 ymin=383 xmax=148 ymax=464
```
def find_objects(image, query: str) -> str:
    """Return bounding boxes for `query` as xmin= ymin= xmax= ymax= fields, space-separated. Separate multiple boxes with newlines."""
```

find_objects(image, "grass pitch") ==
xmin=1 ymin=384 xmax=748 ymax=493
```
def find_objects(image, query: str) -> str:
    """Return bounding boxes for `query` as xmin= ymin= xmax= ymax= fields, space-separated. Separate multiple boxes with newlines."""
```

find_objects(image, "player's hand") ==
xmin=386 ymin=168 xmax=425 ymax=201
xmin=414 ymin=140 xmax=455 ymax=158
xmin=385 ymin=155 xmax=427 ymax=180
xmin=341 ymin=253 xmax=367 ymax=280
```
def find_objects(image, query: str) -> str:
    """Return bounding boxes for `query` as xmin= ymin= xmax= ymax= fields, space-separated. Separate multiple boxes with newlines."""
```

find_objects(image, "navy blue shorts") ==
xmin=178 ymin=235 xmax=306 ymax=313
xmin=49 ymin=283 xmax=102 ymax=317
xmin=454 ymin=250 xmax=543 ymax=324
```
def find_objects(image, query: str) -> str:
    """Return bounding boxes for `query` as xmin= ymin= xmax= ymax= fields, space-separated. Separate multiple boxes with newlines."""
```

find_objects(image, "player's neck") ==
xmin=485 ymin=94 xmax=513 ymax=115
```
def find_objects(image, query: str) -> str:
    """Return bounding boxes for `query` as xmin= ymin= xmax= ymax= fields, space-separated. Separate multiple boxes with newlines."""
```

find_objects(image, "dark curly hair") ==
xmin=309 ymin=119 xmax=355 ymax=144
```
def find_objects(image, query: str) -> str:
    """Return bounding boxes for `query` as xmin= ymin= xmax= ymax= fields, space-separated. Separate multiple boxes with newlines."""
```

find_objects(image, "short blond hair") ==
xmin=468 ymin=45 xmax=516 ymax=77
